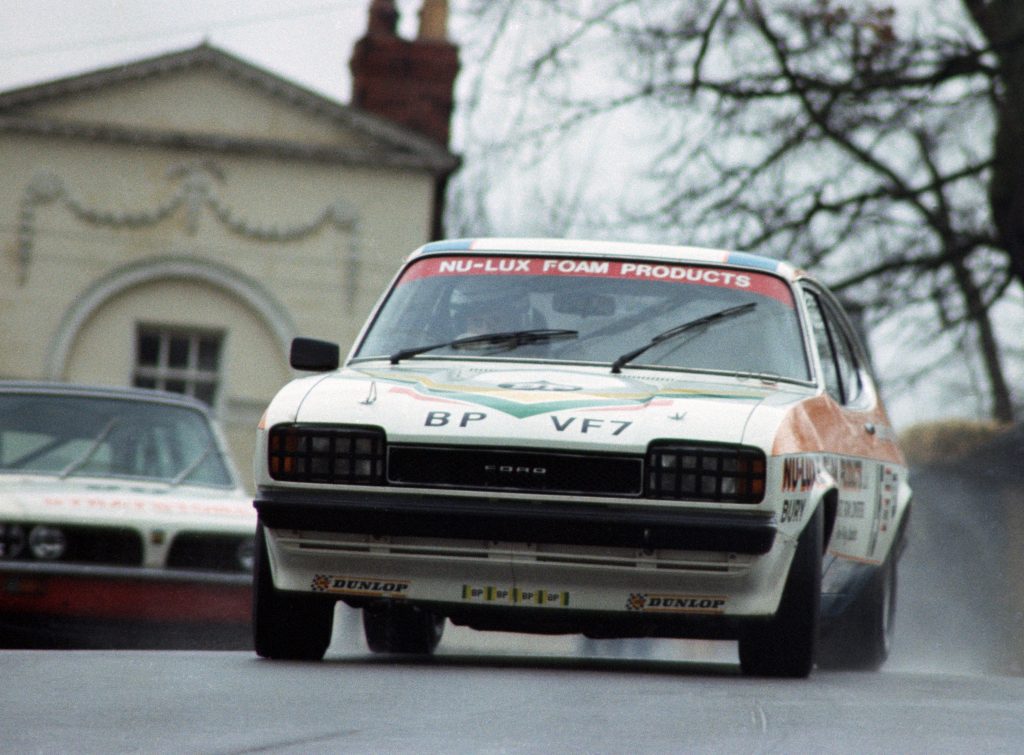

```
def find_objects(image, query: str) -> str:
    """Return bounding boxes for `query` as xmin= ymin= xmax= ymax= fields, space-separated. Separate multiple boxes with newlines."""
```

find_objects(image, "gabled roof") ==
xmin=0 ymin=42 xmax=459 ymax=175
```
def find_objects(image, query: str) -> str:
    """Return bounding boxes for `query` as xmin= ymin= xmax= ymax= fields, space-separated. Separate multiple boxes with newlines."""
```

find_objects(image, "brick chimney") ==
xmin=349 ymin=0 xmax=460 ymax=148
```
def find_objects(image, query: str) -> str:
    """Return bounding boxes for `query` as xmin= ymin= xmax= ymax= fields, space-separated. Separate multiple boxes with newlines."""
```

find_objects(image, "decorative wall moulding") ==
xmin=15 ymin=162 xmax=362 ymax=290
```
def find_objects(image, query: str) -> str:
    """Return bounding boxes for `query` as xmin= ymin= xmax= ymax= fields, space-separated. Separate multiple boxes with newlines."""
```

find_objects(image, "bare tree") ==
xmin=452 ymin=0 xmax=1023 ymax=422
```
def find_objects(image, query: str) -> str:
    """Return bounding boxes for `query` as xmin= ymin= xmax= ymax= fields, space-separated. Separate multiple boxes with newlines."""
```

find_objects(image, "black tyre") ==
xmin=739 ymin=504 xmax=822 ymax=678
xmin=252 ymin=524 xmax=334 ymax=661
xmin=363 ymin=603 xmax=445 ymax=654
xmin=818 ymin=554 xmax=897 ymax=671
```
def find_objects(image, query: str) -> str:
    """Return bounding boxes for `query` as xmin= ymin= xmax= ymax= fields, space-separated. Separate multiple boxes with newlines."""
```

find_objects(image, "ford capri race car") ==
xmin=253 ymin=238 xmax=911 ymax=677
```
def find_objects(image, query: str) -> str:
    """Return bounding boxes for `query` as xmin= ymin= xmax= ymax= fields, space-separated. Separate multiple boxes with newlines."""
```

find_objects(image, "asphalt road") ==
xmin=3 ymin=613 xmax=1023 ymax=754
xmin=4 ymin=464 xmax=1023 ymax=753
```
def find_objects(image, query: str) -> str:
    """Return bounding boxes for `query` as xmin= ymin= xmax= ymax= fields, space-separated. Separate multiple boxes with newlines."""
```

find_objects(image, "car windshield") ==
xmin=355 ymin=255 xmax=811 ymax=381
xmin=0 ymin=392 xmax=235 ymax=488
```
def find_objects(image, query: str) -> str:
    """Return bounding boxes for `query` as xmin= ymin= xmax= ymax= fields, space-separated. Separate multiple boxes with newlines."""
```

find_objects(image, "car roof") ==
xmin=411 ymin=238 xmax=802 ymax=281
xmin=0 ymin=381 xmax=213 ymax=413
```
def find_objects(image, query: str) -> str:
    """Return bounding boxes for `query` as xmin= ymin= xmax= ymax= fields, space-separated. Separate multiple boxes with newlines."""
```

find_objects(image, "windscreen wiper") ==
xmin=610 ymin=302 xmax=757 ymax=374
xmin=59 ymin=417 xmax=120 ymax=479
xmin=389 ymin=329 xmax=578 ymax=365
xmin=171 ymin=437 xmax=219 ymax=487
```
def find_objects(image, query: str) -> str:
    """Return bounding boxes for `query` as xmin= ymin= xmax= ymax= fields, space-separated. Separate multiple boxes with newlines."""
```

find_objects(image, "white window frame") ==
xmin=133 ymin=325 xmax=224 ymax=407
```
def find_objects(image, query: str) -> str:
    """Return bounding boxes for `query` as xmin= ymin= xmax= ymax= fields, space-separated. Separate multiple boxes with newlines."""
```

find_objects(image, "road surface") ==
xmin=3 ymin=614 xmax=1023 ymax=754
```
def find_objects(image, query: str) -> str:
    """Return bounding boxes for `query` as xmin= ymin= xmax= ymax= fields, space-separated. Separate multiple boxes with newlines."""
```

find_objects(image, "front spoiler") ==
xmin=255 ymin=487 xmax=777 ymax=555
xmin=0 ymin=561 xmax=251 ymax=625
xmin=437 ymin=600 xmax=759 ymax=641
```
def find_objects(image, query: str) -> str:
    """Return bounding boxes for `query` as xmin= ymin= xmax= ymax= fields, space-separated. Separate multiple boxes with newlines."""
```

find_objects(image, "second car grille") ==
xmin=167 ymin=532 xmax=254 ymax=573
xmin=0 ymin=523 xmax=143 ymax=566
xmin=388 ymin=446 xmax=643 ymax=496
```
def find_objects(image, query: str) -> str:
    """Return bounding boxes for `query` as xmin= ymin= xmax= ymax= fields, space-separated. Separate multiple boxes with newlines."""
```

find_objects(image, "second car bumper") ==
xmin=0 ymin=561 xmax=251 ymax=624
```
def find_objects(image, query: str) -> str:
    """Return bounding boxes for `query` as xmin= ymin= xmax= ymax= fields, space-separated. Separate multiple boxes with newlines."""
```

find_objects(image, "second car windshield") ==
xmin=355 ymin=254 xmax=811 ymax=381
xmin=0 ymin=394 xmax=234 ymax=487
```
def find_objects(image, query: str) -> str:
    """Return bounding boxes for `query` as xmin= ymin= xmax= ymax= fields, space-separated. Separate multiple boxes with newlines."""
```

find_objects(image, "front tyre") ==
xmin=252 ymin=524 xmax=334 ymax=661
xmin=363 ymin=603 xmax=445 ymax=654
xmin=818 ymin=554 xmax=897 ymax=671
xmin=739 ymin=504 xmax=823 ymax=678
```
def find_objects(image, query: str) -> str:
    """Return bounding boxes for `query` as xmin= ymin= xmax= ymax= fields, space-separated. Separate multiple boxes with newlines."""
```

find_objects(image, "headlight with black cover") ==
xmin=646 ymin=443 xmax=766 ymax=503
xmin=268 ymin=425 xmax=386 ymax=485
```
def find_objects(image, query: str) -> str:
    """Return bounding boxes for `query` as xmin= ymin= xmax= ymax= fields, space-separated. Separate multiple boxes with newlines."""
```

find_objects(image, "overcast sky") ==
xmin=0 ymin=0 xmax=433 ymax=102
xmin=0 ymin=0 xmax=997 ymax=428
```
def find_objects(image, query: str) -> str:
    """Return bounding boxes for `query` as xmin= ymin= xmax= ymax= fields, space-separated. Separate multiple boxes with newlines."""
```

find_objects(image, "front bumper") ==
xmin=256 ymin=487 xmax=794 ymax=629
xmin=255 ymin=487 xmax=777 ymax=554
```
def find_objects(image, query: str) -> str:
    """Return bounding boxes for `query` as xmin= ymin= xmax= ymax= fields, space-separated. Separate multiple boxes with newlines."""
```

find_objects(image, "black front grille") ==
xmin=388 ymin=446 xmax=643 ymax=496
xmin=0 ymin=523 xmax=143 ymax=566
xmin=167 ymin=532 xmax=252 ymax=572
xmin=266 ymin=424 xmax=767 ymax=505
xmin=64 ymin=525 xmax=144 ymax=566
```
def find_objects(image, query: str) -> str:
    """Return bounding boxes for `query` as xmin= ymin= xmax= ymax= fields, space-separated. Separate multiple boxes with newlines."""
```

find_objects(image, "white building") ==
xmin=0 ymin=2 xmax=460 ymax=483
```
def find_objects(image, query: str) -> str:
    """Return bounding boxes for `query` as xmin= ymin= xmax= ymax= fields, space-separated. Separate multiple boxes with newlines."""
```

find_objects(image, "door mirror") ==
xmin=290 ymin=337 xmax=339 ymax=372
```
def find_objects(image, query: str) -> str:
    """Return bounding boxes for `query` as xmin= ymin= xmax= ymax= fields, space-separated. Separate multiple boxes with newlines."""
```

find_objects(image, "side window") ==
xmin=802 ymin=289 xmax=866 ymax=406
xmin=828 ymin=312 xmax=863 ymax=404
xmin=802 ymin=291 xmax=842 ymax=402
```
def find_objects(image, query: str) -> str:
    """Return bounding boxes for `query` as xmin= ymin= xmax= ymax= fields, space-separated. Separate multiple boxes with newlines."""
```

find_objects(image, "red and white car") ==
xmin=0 ymin=382 xmax=255 ymax=648
xmin=253 ymin=238 xmax=912 ymax=676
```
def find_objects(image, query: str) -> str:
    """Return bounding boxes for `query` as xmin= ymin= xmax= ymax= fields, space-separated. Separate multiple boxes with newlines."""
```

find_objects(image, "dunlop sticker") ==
xmin=311 ymin=575 xmax=410 ymax=597
xmin=625 ymin=593 xmax=727 ymax=614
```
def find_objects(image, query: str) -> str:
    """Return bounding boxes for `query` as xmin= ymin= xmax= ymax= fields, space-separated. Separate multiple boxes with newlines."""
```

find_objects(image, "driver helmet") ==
xmin=450 ymin=279 xmax=532 ymax=337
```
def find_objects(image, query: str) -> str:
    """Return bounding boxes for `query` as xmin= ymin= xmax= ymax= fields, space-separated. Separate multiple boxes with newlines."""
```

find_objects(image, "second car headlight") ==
xmin=28 ymin=525 xmax=67 ymax=560
xmin=0 ymin=523 xmax=26 ymax=559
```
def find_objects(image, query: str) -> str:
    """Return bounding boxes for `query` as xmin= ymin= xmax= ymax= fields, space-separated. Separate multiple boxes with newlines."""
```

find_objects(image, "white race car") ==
xmin=0 ymin=382 xmax=256 ymax=648
xmin=253 ymin=238 xmax=911 ymax=676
